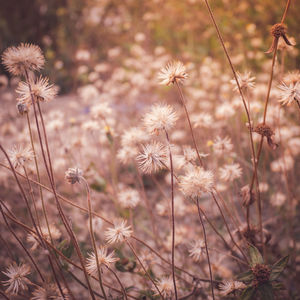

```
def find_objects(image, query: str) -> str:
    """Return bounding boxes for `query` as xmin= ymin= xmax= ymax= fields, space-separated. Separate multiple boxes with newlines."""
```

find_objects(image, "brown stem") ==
xmin=196 ymin=197 xmax=215 ymax=300
xmin=165 ymin=129 xmax=178 ymax=300
xmin=107 ymin=267 xmax=128 ymax=300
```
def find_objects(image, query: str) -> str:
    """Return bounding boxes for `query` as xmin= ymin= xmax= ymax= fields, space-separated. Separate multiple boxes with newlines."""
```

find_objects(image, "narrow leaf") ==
xmin=270 ymin=255 xmax=289 ymax=281
xmin=240 ymin=286 xmax=256 ymax=300
xmin=249 ymin=245 xmax=263 ymax=266
xmin=259 ymin=282 xmax=274 ymax=300
xmin=237 ymin=270 xmax=254 ymax=282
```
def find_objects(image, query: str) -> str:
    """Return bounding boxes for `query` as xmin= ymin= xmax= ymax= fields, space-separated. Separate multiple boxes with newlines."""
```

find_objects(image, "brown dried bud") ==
xmin=240 ymin=185 xmax=255 ymax=207
xmin=254 ymin=123 xmax=278 ymax=150
xmin=266 ymin=23 xmax=293 ymax=53
xmin=271 ymin=23 xmax=286 ymax=38
xmin=16 ymin=102 xmax=29 ymax=115
xmin=252 ymin=264 xmax=271 ymax=286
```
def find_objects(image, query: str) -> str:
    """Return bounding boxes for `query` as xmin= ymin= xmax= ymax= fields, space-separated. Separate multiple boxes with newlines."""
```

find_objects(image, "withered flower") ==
xmin=266 ymin=23 xmax=293 ymax=53
xmin=254 ymin=123 xmax=278 ymax=150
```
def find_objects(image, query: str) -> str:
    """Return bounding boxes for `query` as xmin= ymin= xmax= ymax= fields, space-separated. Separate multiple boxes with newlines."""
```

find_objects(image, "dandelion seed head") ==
xmin=104 ymin=219 xmax=132 ymax=244
xmin=118 ymin=188 xmax=140 ymax=209
xmin=179 ymin=166 xmax=214 ymax=198
xmin=136 ymin=141 xmax=168 ymax=174
xmin=143 ymin=103 xmax=178 ymax=135
xmin=86 ymin=246 xmax=119 ymax=274
xmin=188 ymin=240 xmax=206 ymax=262
xmin=8 ymin=145 xmax=34 ymax=169
xmin=2 ymin=263 xmax=31 ymax=295
xmin=2 ymin=43 xmax=45 ymax=76
xmin=219 ymin=163 xmax=242 ymax=182
xmin=158 ymin=61 xmax=188 ymax=86
xmin=155 ymin=276 xmax=174 ymax=298
xmin=31 ymin=283 xmax=69 ymax=300
xmin=65 ymin=167 xmax=83 ymax=184
xmin=230 ymin=71 xmax=255 ymax=92
xmin=219 ymin=280 xmax=246 ymax=296
xmin=278 ymin=82 xmax=300 ymax=106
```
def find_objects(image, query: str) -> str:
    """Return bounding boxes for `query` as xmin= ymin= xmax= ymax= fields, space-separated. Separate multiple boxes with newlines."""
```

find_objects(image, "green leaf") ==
xmin=240 ymin=286 xmax=256 ymax=300
xmin=249 ymin=245 xmax=263 ymax=266
xmin=270 ymin=255 xmax=289 ymax=281
xmin=115 ymin=258 xmax=136 ymax=273
xmin=237 ymin=270 xmax=254 ymax=282
xmin=259 ymin=283 xmax=274 ymax=300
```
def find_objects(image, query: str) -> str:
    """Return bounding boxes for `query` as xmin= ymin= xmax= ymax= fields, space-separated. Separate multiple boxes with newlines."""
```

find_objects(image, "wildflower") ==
xmin=136 ymin=142 xmax=168 ymax=174
xmin=120 ymin=127 xmax=149 ymax=148
xmin=65 ymin=167 xmax=83 ymax=184
xmin=2 ymin=263 xmax=31 ymax=295
xmin=183 ymin=145 xmax=197 ymax=163
xmin=16 ymin=76 xmax=58 ymax=105
xmin=283 ymin=71 xmax=300 ymax=85
xmin=213 ymin=136 xmax=233 ymax=155
xmin=118 ymin=188 xmax=140 ymax=209
xmin=230 ymin=71 xmax=255 ymax=92
xmin=158 ymin=61 xmax=188 ymax=86
xmin=143 ymin=103 xmax=178 ymax=135
xmin=117 ymin=146 xmax=139 ymax=164
xmin=86 ymin=246 xmax=119 ymax=274
xmin=219 ymin=280 xmax=246 ymax=296
xmin=31 ymin=283 xmax=69 ymax=300
xmin=179 ymin=166 xmax=214 ymax=198
xmin=189 ymin=240 xmax=206 ymax=262
xmin=266 ymin=23 xmax=293 ymax=53
xmin=91 ymin=102 xmax=112 ymax=119
xmin=219 ymin=163 xmax=242 ymax=182
xmin=278 ymin=82 xmax=300 ymax=106
xmin=8 ymin=145 xmax=34 ymax=169
xmin=1 ymin=43 xmax=45 ymax=76
xmin=252 ymin=264 xmax=271 ymax=286
xmin=104 ymin=219 xmax=133 ymax=244
xmin=155 ymin=276 xmax=174 ymax=298
xmin=27 ymin=225 xmax=61 ymax=250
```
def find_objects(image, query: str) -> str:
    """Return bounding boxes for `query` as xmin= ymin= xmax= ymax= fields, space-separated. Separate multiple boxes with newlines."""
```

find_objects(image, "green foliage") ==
xmin=249 ymin=245 xmax=264 ymax=266
xmin=270 ymin=255 xmax=289 ymax=281
xmin=240 ymin=286 xmax=256 ymax=300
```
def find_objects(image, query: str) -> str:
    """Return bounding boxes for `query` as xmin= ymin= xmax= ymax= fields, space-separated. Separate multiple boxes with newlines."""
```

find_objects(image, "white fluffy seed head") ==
xmin=143 ymin=103 xmax=178 ymax=135
xmin=158 ymin=61 xmax=188 ymax=86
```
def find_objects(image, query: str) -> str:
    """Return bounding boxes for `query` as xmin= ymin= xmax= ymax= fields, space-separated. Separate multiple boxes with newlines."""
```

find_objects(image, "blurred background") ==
xmin=0 ymin=0 xmax=299 ymax=93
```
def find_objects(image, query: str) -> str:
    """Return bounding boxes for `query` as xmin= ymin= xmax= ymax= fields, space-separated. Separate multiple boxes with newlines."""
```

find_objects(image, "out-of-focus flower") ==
xmin=189 ymin=240 xmax=206 ymax=262
xmin=179 ymin=166 xmax=214 ymax=198
xmin=105 ymin=219 xmax=132 ymax=244
xmin=118 ymin=188 xmax=140 ymax=209
xmin=213 ymin=136 xmax=233 ymax=155
xmin=278 ymin=82 xmax=300 ymax=106
xmin=136 ymin=141 xmax=168 ymax=174
xmin=158 ymin=61 xmax=188 ymax=86
xmin=219 ymin=163 xmax=242 ymax=182
xmin=16 ymin=76 xmax=58 ymax=105
xmin=2 ymin=263 xmax=31 ymax=295
xmin=65 ymin=167 xmax=83 ymax=184
xmin=219 ymin=280 xmax=246 ymax=296
xmin=2 ymin=43 xmax=45 ymax=76
xmin=143 ymin=103 xmax=178 ymax=135
xmin=230 ymin=71 xmax=255 ymax=92
xmin=86 ymin=246 xmax=119 ymax=274
xmin=8 ymin=145 xmax=34 ymax=169
xmin=31 ymin=283 xmax=69 ymax=300
xmin=155 ymin=276 xmax=174 ymax=298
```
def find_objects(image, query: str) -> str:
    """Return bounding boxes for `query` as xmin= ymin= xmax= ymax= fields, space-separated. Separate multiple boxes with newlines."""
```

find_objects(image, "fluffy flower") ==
xmin=213 ymin=136 xmax=233 ymax=155
xmin=8 ymin=145 xmax=34 ymax=169
xmin=104 ymin=219 xmax=133 ymax=244
xmin=219 ymin=280 xmax=246 ymax=296
xmin=188 ymin=240 xmax=206 ymax=262
xmin=158 ymin=61 xmax=188 ymax=86
xmin=136 ymin=142 xmax=168 ymax=174
xmin=155 ymin=276 xmax=174 ymax=298
xmin=179 ymin=166 xmax=214 ymax=198
xmin=219 ymin=163 xmax=242 ymax=182
xmin=86 ymin=246 xmax=119 ymax=274
xmin=2 ymin=263 xmax=31 ymax=295
xmin=31 ymin=283 xmax=69 ymax=300
xmin=278 ymin=82 xmax=300 ymax=106
xmin=118 ymin=188 xmax=140 ymax=209
xmin=2 ymin=43 xmax=45 ymax=76
xmin=91 ymin=102 xmax=112 ymax=119
xmin=65 ymin=167 xmax=83 ymax=184
xmin=230 ymin=71 xmax=255 ymax=92
xmin=143 ymin=103 xmax=178 ymax=135
xmin=16 ymin=76 xmax=58 ymax=105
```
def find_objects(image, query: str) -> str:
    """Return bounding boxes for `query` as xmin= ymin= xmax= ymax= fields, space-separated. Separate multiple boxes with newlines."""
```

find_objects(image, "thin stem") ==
xmin=196 ymin=197 xmax=215 ymax=300
xmin=126 ymin=241 xmax=164 ymax=299
xmin=175 ymin=80 xmax=203 ymax=167
xmin=281 ymin=0 xmax=292 ymax=23
xmin=107 ymin=267 xmax=128 ymax=300
xmin=82 ymin=178 xmax=108 ymax=300
xmin=165 ymin=129 xmax=178 ymax=300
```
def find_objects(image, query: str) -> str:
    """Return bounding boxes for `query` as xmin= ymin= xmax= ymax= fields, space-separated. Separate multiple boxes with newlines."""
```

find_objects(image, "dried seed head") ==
xmin=271 ymin=23 xmax=286 ymax=38
xmin=252 ymin=264 xmax=271 ymax=286
xmin=16 ymin=101 xmax=29 ymax=115
xmin=254 ymin=123 xmax=274 ymax=138
xmin=240 ymin=185 xmax=255 ymax=207
xmin=65 ymin=167 xmax=83 ymax=184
